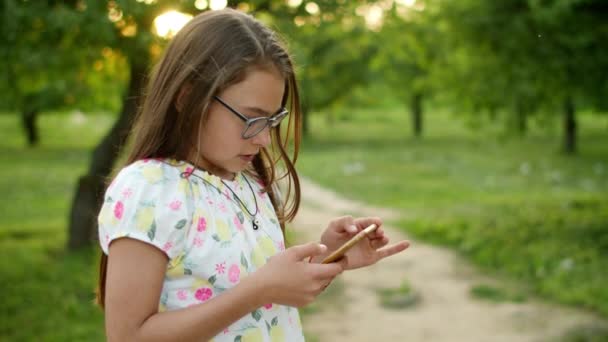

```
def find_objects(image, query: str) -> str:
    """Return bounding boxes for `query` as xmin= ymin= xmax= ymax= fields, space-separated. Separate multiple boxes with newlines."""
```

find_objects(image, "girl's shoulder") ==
xmin=110 ymin=158 xmax=190 ymax=188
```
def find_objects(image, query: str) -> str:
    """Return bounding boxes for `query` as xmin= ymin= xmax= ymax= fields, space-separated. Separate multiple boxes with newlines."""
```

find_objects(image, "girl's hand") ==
xmin=316 ymin=216 xmax=410 ymax=270
xmin=252 ymin=242 xmax=346 ymax=307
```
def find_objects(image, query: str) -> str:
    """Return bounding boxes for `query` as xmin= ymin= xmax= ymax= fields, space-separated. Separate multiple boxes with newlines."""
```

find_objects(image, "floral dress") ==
xmin=98 ymin=159 xmax=305 ymax=342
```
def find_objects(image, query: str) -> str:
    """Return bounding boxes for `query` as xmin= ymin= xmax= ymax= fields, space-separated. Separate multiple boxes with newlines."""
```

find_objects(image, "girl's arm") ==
xmin=105 ymin=238 xmax=341 ymax=342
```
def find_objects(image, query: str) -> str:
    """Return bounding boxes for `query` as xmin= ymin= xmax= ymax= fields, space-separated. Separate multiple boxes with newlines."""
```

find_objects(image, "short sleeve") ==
xmin=98 ymin=160 xmax=192 ymax=259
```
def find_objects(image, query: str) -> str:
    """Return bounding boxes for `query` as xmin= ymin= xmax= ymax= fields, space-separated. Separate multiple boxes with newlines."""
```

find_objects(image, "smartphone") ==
xmin=321 ymin=224 xmax=378 ymax=264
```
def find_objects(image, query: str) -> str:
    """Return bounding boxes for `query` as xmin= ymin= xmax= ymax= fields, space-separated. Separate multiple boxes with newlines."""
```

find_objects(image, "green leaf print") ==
xmin=174 ymin=219 xmax=187 ymax=230
xmin=208 ymin=275 xmax=217 ymax=285
xmin=237 ymin=211 xmax=245 ymax=224
xmin=212 ymin=234 xmax=220 ymax=242
xmin=148 ymin=222 xmax=156 ymax=241
xmin=270 ymin=218 xmax=277 ymax=225
xmin=240 ymin=252 xmax=249 ymax=269
xmin=234 ymin=336 xmax=242 ymax=342
xmin=271 ymin=317 xmax=278 ymax=326
xmin=251 ymin=309 xmax=262 ymax=322
xmin=265 ymin=321 xmax=271 ymax=332
xmin=184 ymin=268 xmax=192 ymax=275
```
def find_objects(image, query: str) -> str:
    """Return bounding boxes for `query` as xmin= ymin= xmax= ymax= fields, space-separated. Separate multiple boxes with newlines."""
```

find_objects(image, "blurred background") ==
xmin=1 ymin=0 xmax=607 ymax=341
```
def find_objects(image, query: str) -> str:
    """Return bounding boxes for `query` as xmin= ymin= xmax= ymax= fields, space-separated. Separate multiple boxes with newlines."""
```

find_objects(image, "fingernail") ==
xmin=348 ymin=225 xmax=357 ymax=233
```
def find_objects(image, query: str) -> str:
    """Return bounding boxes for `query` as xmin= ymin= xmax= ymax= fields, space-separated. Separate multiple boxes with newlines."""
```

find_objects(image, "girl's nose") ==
xmin=251 ymin=125 xmax=271 ymax=147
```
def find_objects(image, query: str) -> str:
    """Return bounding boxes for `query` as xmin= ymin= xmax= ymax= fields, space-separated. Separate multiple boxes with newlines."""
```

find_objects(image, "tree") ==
xmin=437 ymin=0 xmax=608 ymax=153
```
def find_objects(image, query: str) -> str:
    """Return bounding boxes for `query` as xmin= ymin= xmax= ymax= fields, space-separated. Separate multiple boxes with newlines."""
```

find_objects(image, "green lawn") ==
xmin=297 ymin=107 xmax=608 ymax=317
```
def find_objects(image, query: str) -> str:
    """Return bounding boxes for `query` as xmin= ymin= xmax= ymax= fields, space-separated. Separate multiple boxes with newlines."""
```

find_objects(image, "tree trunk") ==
xmin=411 ymin=92 xmax=423 ymax=137
xmin=67 ymin=62 xmax=147 ymax=249
xmin=21 ymin=109 xmax=39 ymax=146
xmin=563 ymin=96 xmax=577 ymax=154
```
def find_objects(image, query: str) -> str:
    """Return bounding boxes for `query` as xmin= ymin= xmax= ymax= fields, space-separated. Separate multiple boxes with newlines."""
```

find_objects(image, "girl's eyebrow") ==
xmin=244 ymin=106 xmax=282 ymax=117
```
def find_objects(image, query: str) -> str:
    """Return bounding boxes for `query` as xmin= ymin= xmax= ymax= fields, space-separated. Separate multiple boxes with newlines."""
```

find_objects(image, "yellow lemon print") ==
xmin=136 ymin=207 xmax=155 ymax=232
xmin=166 ymin=253 xmax=186 ymax=278
xmin=270 ymin=326 xmax=285 ymax=342
xmin=241 ymin=328 xmax=264 ymax=342
xmin=190 ymin=278 xmax=212 ymax=292
xmin=251 ymin=246 xmax=266 ymax=268
xmin=142 ymin=165 xmax=163 ymax=183
xmin=215 ymin=218 xmax=232 ymax=241
xmin=259 ymin=236 xmax=277 ymax=256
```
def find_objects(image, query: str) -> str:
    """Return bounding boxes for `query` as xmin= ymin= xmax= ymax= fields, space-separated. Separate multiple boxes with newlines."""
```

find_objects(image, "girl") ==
xmin=97 ymin=8 xmax=409 ymax=342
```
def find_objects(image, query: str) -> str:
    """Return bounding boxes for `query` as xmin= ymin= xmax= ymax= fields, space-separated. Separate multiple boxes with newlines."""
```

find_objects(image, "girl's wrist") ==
xmin=241 ymin=271 xmax=272 ymax=307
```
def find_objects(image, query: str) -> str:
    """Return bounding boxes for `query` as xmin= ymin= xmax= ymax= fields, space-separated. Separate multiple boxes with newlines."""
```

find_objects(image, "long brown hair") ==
xmin=97 ymin=8 xmax=302 ymax=308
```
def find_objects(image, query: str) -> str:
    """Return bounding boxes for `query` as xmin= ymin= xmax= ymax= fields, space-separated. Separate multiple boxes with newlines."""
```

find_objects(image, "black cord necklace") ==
xmin=180 ymin=168 xmax=260 ymax=230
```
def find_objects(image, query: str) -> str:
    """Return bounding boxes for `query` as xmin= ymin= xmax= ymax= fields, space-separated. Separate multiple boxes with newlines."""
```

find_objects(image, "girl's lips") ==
xmin=239 ymin=154 xmax=255 ymax=162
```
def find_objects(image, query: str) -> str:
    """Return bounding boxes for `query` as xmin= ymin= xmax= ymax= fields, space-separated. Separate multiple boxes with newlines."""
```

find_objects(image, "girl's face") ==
xmin=193 ymin=66 xmax=285 ymax=180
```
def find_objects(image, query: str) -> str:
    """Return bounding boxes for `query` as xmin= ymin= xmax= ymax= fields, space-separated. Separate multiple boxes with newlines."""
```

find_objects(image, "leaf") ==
xmin=251 ymin=309 xmax=262 ymax=322
xmin=209 ymin=275 xmax=217 ymax=285
xmin=271 ymin=316 xmax=278 ymax=326
xmin=212 ymin=234 xmax=220 ymax=242
xmin=241 ymin=252 xmax=249 ymax=269
xmin=147 ymin=222 xmax=156 ymax=241
xmin=234 ymin=336 xmax=242 ymax=342
xmin=237 ymin=211 xmax=245 ymax=224
xmin=266 ymin=321 xmax=271 ymax=332
xmin=184 ymin=268 xmax=192 ymax=275
xmin=175 ymin=219 xmax=187 ymax=230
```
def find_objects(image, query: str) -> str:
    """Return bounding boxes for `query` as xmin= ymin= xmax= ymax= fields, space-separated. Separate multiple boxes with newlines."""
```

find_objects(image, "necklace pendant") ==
xmin=252 ymin=219 xmax=259 ymax=230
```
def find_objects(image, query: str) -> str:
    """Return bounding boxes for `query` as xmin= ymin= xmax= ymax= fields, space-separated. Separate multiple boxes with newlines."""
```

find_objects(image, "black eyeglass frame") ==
xmin=213 ymin=96 xmax=289 ymax=139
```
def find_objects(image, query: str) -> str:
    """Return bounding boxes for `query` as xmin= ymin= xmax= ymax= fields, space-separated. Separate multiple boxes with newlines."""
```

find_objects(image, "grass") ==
xmin=296 ymin=107 xmax=608 ymax=317
xmin=376 ymin=280 xmax=420 ymax=309
xmin=0 ymin=112 xmax=111 ymax=341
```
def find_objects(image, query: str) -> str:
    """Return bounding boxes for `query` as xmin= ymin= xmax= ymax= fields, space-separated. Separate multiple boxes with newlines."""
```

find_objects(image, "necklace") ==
xmin=180 ymin=168 xmax=260 ymax=231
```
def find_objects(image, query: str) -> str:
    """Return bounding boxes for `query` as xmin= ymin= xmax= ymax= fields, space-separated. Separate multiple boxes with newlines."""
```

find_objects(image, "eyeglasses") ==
xmin=213 ymin=96 xmax=289 ymax=139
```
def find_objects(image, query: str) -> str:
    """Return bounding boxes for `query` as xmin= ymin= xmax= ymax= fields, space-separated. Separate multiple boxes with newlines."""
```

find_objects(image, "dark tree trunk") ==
xmin=563 ymin=96 xmax=577 ymax=154
xmin=411 ymin=92 xmax=423 ymax=137
xmin=21 ymin=109 xmax=39 ymax=146
xmin=67 ymin=62 xmax=147 ymax=249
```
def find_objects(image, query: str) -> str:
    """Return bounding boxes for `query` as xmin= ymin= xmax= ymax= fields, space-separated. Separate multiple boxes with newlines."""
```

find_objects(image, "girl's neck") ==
xmin=187 ymin=154 xmax=236 ymax=181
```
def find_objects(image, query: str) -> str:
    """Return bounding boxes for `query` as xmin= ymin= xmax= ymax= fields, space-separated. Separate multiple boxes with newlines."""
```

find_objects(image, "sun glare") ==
xmin=154 ymin=11 xmax=193 ymax=38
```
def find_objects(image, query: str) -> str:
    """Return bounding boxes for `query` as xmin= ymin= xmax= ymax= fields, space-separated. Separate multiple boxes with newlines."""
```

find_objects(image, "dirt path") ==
xmin=292 ymin=178 xmax=606 ymax=342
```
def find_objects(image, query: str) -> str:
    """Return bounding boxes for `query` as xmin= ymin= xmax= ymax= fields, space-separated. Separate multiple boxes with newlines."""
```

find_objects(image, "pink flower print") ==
xmin=233 ymin=215 xmax=244 ymax=231
xmin=193 ymin=236 xmax=204 ymax=248
xmin=114 ymin=201 xmax=124 ymax=220
xmin=168 ymin=200 xmax=182 ymax=211
xmin=195 ymin=287 xmax=213 ymax=302
xmin=121 ymin=188 xmax=133 ymax=199
xmin=206 ymin=197 xmax=213 ymax=206
xmin=162 ymin=242 xmax=173 ymax=253
xmin=228 ymin=264 xmax=240 ymax=283
xmin=277 ymin=241 xmax=285 ymax=251
xmin=223 ymin=328 xmax=229 ymax=334
xmin=177 ymin=289 xmax=188 ymax=301
xmin=215 ymin=262 xmax=226 ymax=274
xmin=184 ymin=167 xmax=194 ymax=177
xmin=197 ymin=217 xmax=207 ymax=232
xmin=264 ymin=303 xmax=273 ymax=309
xmin=218 ymin=202 xmax=228 ymax=213
xmin=223 ymin=189 xmax=231 ymax=200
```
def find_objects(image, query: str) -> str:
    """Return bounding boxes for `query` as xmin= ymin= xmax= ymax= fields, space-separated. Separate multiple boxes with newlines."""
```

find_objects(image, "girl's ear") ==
xmin=175 ymin=83 xmax=192 ymax=113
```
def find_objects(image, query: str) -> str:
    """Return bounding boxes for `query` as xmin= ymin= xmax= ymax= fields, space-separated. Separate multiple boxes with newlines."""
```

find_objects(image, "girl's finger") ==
xmin=375 ymin=241 xmax=410 ymax=260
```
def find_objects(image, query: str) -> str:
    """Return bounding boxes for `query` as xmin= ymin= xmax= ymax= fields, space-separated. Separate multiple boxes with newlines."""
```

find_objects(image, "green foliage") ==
xmin=470 ymin=284 xmax=527 ymax=303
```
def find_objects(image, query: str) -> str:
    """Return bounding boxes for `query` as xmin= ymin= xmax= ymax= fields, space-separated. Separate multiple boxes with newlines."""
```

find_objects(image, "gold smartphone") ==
xmin=321 ymin=224 xmax=378 ymax=264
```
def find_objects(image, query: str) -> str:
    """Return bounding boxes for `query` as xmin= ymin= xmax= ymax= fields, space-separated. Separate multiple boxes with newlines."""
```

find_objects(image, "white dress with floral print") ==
xmin=98 ymin=159 xmax=305 ymax=342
